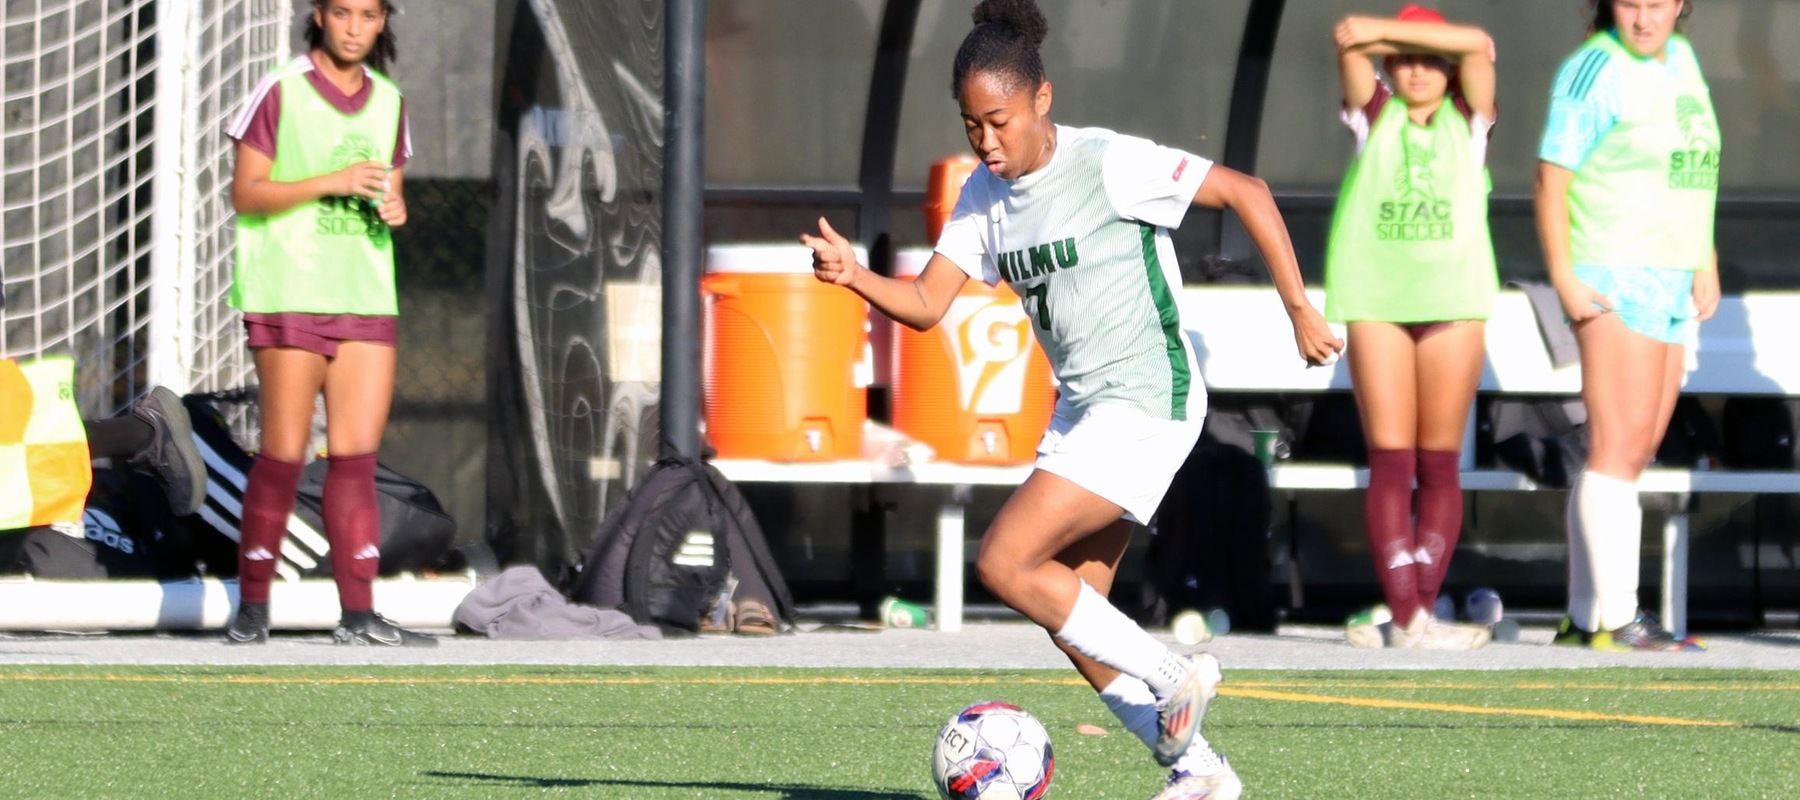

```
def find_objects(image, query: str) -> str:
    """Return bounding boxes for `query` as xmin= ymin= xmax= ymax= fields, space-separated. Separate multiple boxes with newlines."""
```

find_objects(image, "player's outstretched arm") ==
xmin=800 ymin=217 xmax=967 ymax=332
xmin=1193 ymin=166 xmax=1343 ymax=366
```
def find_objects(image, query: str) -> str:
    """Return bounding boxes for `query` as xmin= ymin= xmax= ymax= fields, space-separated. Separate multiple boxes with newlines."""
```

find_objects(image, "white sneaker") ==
xmin=1151 ymin=756 xmax=1244 ymax=800
xmin=1345 ymin=604 xmax=1391 ymax=649
xmin=1153 ymin=653 xmax=1222 ymax=766
xmin=1414 ymin=611 xmax=1490 ymax=650
xmin=1382 ymin=607 xmax=1428 ymax=648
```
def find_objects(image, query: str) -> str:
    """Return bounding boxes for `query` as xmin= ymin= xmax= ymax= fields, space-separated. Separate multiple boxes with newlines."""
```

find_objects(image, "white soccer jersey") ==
xmin=935 ymin=125 xmax=1210 ymax=421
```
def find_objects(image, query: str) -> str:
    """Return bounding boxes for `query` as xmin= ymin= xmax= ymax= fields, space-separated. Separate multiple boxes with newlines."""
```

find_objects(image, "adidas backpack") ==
xmin=567 ymin=456 xmax=792 ymax=634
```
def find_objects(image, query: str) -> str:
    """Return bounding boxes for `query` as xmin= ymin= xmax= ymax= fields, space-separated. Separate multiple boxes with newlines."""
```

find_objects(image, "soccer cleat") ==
xmin=128 ymin=386 xmax=207 ymax=517
xmin=225 ymin=602 xmax=269 ymax=645
xmin=333 ymin=613 xmax=439 ymax=647
xmin=1153 ymin=653 xmax=1222 ymax=767
xmin=1151 ymin=757 xmax=1243 ymax=800
xmin=1550 ymin=615 xmax=1593 ymax=647
xmin=1591 ymin=611 xmax=1706 ymax=652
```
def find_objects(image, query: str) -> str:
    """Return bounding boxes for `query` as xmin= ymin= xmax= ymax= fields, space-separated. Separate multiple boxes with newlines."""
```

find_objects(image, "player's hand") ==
xmin=1290 ymin=303 xmax=1345 ymax=367
xmin=799 ymin=217 xmax=862 ymax=288
xmin=378 ymin=193 xmax=407 ymax=227
xmin=336 ymin=161 xmax=391 ymax=201
xmin=1692 ymin=265 xmax=1720 ymax=322
xmin=1554 ymin=278 xmax=1612 ymax=323
xmin=1334 ymin=16 xmax=1382 ymax=52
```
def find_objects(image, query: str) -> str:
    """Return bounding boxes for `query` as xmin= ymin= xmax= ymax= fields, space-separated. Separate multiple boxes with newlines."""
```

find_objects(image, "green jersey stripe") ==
xmin=1568 ymin=49 xmax=1608 ymax=100
xmin=1138 ymin=223 xmax=1189 ymax=421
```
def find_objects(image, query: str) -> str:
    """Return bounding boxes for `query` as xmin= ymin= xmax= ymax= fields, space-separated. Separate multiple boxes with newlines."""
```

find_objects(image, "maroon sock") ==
xmin=1364 ymin=448 xmax=1421 ymax=624
xmin=323 ymin=453 xmax=381 ymax=613
xmin=238 ymin=456 xmax=303 ymax=605
xmin=1414 ymin=449 xmax=1464 ymax=613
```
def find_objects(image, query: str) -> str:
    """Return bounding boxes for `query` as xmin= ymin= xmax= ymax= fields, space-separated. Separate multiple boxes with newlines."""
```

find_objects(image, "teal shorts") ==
xmin=1572 ymin=265 xmax=1695 ymax=345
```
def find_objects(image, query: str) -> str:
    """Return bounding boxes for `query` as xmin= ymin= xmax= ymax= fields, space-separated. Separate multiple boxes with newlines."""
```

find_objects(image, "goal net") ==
xmin=2 ymin=0 xmax=289 ymax=419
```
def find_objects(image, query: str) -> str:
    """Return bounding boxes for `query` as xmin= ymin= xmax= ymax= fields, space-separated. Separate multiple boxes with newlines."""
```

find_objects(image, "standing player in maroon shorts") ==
xmin=222 ymin=0 xmax=432 ymax=646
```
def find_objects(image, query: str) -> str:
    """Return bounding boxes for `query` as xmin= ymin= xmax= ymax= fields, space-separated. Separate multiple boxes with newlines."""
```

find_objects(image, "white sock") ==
xmin=1574 ymin=471 xmax=1643 ymax=631
xmin=1565 ymin=473 xmax=1594 ymax=631
xmin=1056 ymin=581 xmax=1188 ymax=699
xmin=1099 ymin=675 xmax=1222 ymax=774
xmin=1098 ymin=674 xmax=1158 ymax=750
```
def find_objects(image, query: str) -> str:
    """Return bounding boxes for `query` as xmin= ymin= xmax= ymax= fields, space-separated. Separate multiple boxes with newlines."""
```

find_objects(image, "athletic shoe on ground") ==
xmin=1551 ymin=612 xmax=1705 ymax=651
xmin=1347 ymin=605 xmax=1459 ymax=649
xmin=1550 ymin=615 xmax=1593 ymax=647
xmin=128 ymin=386 xmax=206 ymax=517
xmin=1592 ymin=610 xmax=1706 ymax=652
xmin=225 ymin=602 xmax=269 ymax=645
xmin=1153 ymin=653 xmax=1222 ymax=766
xmin=1417 ymin=614 xmax=1492 ymax=650
xmin=1344 ymin=604 xmax=1391 ymax=649
xmin=333 ymin=613 xmax=439 ymax=647
xmin=1151 ymin=757 xmax=1243 ymax=800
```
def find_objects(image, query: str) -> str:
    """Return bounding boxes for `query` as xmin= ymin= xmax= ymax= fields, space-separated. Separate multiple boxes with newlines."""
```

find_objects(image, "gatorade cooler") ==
xmin=890 ymin=248 xmax=1056 ymax=464
xmin=703 ymin=244 xmax=871 ymax=461
xmin=923 ymin=155 xmax=979 ymax=244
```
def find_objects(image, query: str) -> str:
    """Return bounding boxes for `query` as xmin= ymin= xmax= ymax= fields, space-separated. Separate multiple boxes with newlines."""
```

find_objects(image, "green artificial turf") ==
xmin=0 ymin=666 xmax=1795 ymax=798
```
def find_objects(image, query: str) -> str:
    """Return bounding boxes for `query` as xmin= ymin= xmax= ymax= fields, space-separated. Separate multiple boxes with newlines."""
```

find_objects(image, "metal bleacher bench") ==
xmin=715 ymin=286 xmax=1800 ymax=635
xmin=1189 ymin=286 xmax=1800 ymax=639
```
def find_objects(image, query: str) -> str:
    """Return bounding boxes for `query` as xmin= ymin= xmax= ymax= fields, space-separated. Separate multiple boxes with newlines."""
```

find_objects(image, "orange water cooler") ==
xmin=703 ymin=244 xmax=871 ymax=461
xmin=890 ymin=248 xmax=1056 ymax=464
xmin=923 ymin=155 xmax=979 ymax=243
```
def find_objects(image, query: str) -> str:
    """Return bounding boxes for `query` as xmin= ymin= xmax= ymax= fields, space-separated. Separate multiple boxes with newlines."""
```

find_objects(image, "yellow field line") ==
xmin=1232 ymin=680 xmax=1800 ymax=693
xmin=1224 ymin=686 xmax=1739 ymax=728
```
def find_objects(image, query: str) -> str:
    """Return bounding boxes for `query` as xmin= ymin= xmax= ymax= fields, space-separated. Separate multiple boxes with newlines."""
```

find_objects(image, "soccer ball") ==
xmin=930 ymin=701 xmax=1054 ymax=800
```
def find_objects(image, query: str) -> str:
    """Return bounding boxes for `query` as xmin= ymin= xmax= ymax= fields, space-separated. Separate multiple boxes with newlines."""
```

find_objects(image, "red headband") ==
xmin=1396 ymin=4 xmax=1446 ymax=23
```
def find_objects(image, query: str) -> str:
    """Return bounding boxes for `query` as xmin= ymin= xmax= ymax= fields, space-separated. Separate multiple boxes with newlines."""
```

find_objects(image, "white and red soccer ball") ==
xmin=930 ymin=701 xmax=1054 ymax=800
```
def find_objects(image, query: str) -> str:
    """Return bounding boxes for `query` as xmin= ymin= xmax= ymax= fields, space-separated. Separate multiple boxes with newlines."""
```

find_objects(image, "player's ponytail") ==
xmin=305 ymin=1 xmax=401 ymax=74
xmin=952 ymin=0 xmax=1049 ymax=99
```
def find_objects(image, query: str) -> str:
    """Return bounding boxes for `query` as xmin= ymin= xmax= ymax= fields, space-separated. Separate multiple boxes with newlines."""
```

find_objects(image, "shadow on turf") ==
xmin=422 ymin=771 xmax=929 ymax=798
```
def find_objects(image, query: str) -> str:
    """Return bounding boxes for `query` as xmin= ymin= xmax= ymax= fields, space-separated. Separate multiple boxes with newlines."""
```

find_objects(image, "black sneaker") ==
xmin=226 ymin=602 xmax=269 ymax=645
xmin=334 ymin=613 xmax=438 ymax=648
xmin=128 ymin=386 xmax=206 ymax=517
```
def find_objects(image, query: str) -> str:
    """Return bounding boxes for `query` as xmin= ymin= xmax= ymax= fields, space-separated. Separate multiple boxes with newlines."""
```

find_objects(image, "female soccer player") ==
xmin=802 ymin=2 xmax=1339 ymax=796
xmin=1537 ymin=0 xmax=1716 ymax=651
xmin=222 ymin=0 xmax=433 ymax=646
xmin=1327 ymin=5 xmax=1498 ymax=650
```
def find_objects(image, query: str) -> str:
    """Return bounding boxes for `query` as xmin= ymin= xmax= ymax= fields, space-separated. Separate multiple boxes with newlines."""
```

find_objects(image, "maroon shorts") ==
xmin=244 ymin=313 xmax=397 ymax=357
xmin=1401 ymin=320 xmax=1463 ymax=342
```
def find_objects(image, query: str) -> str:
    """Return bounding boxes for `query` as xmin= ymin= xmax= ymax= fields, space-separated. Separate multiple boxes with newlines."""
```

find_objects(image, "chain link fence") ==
xmin=383 ymin=177 xmax=491 ymax=544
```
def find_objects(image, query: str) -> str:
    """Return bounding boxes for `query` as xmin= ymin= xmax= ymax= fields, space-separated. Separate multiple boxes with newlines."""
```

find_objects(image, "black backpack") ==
xmin=567 ymin=456 xmax=793 ymax=635
xmin=1139 ymin=439 xmax=1277 ymax=633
